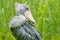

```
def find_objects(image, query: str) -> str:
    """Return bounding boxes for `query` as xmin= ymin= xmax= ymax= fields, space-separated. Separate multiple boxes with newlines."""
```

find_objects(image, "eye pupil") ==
xmin=26 ymin=8 xmax=29 ymax=10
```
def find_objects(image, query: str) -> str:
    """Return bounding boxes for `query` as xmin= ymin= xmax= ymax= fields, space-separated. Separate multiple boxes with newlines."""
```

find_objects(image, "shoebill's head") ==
xmin=15 ymin=3 xmax=25 ymax=16
xmin=15 ymin=3 xmax=35 ymax=24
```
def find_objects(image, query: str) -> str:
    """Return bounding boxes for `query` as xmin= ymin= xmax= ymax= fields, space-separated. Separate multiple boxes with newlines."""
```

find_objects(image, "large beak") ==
xmin=25 ymin=11 xmax=35 ymax=23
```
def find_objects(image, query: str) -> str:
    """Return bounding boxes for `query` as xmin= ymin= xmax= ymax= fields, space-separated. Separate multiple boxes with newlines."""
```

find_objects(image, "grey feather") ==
xmin=9 ymin=15 xmax=26 ymax=28
xmin=10 ymin=22 xmax=42 ymax=40
xmin=9 ymin=3 xmax=42 ymax=40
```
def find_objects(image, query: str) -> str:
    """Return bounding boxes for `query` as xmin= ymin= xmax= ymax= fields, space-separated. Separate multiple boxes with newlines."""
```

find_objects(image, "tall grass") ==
xmin=0 ymin=0 xmax=60 ymax=40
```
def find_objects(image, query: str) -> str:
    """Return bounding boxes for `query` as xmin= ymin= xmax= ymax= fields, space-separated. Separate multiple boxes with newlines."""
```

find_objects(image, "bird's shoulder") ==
xmin=9 ymin=15 xmax=26 ymax=28
xmin=12 ymin=15 xmax=26 ymax=20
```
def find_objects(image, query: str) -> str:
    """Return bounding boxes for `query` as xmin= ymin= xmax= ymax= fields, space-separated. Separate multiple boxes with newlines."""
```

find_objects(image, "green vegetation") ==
xmin=0 ymin=0 xmax=60 ymax=40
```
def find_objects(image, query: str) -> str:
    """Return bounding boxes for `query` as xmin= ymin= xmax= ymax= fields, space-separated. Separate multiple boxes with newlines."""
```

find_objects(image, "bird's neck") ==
xmin=17 ymin=14 xmax=22 ymax=16
xmin=17 ymin=14 xmax=24 ymax=16
xmin=16 ymin=11 xmax=25 ymax=16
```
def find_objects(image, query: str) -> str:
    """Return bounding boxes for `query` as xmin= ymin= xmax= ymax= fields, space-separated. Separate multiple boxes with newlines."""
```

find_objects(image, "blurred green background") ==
xmin=0 ymin=0 xmax=60 ymax=40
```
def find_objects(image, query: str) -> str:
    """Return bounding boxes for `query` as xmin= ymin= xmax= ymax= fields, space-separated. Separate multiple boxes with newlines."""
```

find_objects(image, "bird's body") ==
xmin=11 ymin=22 xmax=42 ymax=40
xmin=9 ymin=15 xmax=26 ymax=28
xmin=9 ymin=3 xmax=42 ymax=40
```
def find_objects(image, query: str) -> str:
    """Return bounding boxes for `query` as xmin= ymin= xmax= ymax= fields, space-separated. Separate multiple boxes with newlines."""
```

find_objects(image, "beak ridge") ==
xmin=25 ymin=11 xmax=35 ymax=23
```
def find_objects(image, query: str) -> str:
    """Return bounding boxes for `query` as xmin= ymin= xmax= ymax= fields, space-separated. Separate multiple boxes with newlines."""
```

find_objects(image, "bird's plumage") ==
xmin=11 ymin=22 xmax=42 ymax=40
xmin=9 ymin=3 xmax=42 ymax=40
xmin=9 ymin=15 xmax=26 ymax=28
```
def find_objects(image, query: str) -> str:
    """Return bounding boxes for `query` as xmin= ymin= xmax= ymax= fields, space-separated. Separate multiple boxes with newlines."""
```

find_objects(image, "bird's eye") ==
xmin=25 ymin=8 xmax=29 ymax=10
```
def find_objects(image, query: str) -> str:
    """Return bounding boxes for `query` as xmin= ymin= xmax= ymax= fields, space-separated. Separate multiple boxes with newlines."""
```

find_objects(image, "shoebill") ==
xmin=9 ymin=3 xmax=42 ymax=40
